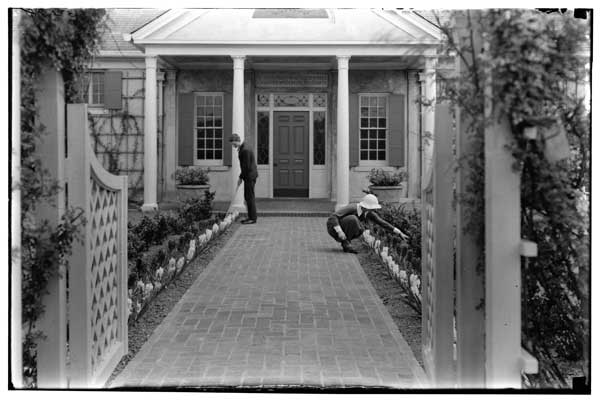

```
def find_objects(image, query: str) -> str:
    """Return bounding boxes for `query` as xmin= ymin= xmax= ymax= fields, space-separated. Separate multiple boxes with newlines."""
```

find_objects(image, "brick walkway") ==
xmin=110 ymin=217 xmax=427 ymax=389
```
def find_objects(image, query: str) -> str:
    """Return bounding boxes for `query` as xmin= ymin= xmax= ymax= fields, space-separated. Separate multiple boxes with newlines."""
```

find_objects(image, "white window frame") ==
xmin=87 ymin=71 xmax=105 ymax=107
xmin=193 ymin=92 xmax=224 ymax=167
xmin=358 ymin=93 xmax=389 ymax=167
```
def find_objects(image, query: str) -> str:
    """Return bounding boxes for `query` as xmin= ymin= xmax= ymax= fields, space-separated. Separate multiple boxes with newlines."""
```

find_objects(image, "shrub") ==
xmin=173 ymin=166 xmax=210 ymax=185
xmin=177 ymin=190 xmax=215 ymax=222
xmin=367 ymin=168 xmax=406 ymax=186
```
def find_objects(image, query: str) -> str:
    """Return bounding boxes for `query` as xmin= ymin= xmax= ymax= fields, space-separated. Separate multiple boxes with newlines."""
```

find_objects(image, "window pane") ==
xmin=197 ymin=96 xmax=205 ymax=106
xmin=360 ymin=130 xmax=368 ymax=139
xmin=369 ymin=130 xmax=377 ymax=139
xmin=360 ymin=139 xmax=368 ymax=150
xmin=206 ymin=96 xmax=213 ymax=106
xmin=215 ymin=139 xmax=222 ymax=150
xmin=360 ymin=97 xmax=368 ymax=107
xmin=205 ymin=149 xmax=214 ymax=159
xmin=257 ymin=111 xmax=269 ymax=164
xmin=215 ymin=128 xmax=223 ymax=140
xmin=378 ymin=118 xmax=386 ymax=128
xmin=369 ymin=118 xmax=377 ymax=127
xmin=378 ymin=130 xmax=386 ymax=139
xmin=313 ymin=111 xmax=325 ymax=165
xmin=360 ymin=118 xmax=368 ymax=128
xmin=361 ymin=107 xmax=368 ymax=117
xmin=369 ymin=97 xmax=377 ymax=107
xmin=369 ymin=139 xmax=378 ymax=149
xmin=370 ymin=150 xmax=377 ymax=159
xmin=378 ymin=139 xmax=386 ymax=150
xmin=214 ymin=150 xmax=222 ymax=159
xmin=197 ymin=149 xmax=205 ymax=159
xmin=378 ymin=150 xmax=386 ymax=160
xmin=378 ymin=107 xmax=386 ymax=117
xmin=360 ymin=150 xmax=368 ymax=160
xmin=215 ymin=96 xmax=222 ymax=105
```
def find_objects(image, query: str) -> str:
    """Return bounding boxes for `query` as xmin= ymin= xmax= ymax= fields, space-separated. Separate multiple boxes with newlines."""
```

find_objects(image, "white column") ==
xmin=230 ymin=55 xmax=246 ymax=211
xmin=335 ymin=55 xmax=350 ymax=210
xmin=141 ymin=55 xmax=158 ymax=211
xmin=421 ymin=57 xmax=437 ymax=188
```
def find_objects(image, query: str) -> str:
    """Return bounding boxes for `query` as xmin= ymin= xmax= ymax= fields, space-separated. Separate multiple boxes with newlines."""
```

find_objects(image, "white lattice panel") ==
xmin=88 ymin=178 xmax=121 ymax=374
xmin=423 ymin=188 xmax=435 ymax=354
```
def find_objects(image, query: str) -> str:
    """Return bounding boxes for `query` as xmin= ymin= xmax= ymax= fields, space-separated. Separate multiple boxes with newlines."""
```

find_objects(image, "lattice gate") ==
xmin=66 ymin=104 xmax=128 ymax=387
xmin=421 ymin=102 xmax=455 ymax=387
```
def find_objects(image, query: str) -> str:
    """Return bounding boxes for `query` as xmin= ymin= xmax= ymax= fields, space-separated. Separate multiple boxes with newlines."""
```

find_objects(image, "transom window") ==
xmin=359 ymin=94 xmax=387 ymax=162
xmin=195 ymin=93 xmax=223 ymax=162
xmin=88 ymin=72 xmax=105 ymax=105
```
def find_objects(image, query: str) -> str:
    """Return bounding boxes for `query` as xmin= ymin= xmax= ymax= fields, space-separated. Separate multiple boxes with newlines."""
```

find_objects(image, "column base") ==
xmin=140 ymin=203 xmax=159 ymax=212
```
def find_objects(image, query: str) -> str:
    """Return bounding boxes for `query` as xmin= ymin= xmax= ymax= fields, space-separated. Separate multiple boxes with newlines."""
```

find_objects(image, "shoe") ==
xmin=241 ymin=219 xmax=257 ymax=225
xmin=341 ymin=240 xmax=357 ymax=254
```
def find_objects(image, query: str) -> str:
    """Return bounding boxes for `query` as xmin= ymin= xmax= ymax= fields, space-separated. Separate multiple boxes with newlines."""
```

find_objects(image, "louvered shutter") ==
xmin=388 ymin=94 xmax=405 ymax=167
xmin=178 ymin=93 xmax=195 ymax=166
xmin=104 ymin=71 xmax=122 ymax=109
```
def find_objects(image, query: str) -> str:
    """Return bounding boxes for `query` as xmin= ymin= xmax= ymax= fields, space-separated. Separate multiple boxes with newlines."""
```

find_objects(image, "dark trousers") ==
xmin=244 ymin=178 xmax=257 ymax=221
xmin=326 ymin=215 xmax=364 ymax=243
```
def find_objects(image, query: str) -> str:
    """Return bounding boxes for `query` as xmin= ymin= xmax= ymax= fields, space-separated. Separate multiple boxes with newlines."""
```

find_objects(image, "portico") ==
xmin=128 ymin=9 xmax=441 ymax=211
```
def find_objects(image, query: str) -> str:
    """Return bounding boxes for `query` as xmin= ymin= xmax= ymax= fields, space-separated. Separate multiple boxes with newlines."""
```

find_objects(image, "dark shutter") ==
xmin=104 ymin=71 xmax=122 ymax=109
xmin=223 ymin=92 xmax=233 ymax=166
xmin=388 ymin=94 xmax=405 ymax=167
xmin=349 ymin=93 xmax=359 ymax=167
xmin=178 ymin=93 xmax=195 ymax=166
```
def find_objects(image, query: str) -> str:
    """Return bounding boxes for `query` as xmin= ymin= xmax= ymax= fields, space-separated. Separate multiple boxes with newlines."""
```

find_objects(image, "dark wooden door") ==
xmin=273 ymin=111 xmax=309 ymax=197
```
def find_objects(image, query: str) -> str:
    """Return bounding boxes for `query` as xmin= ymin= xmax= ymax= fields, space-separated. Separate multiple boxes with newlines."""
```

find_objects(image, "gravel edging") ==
xmin=104 ymin=222 xmax=240 ymax=387
xmin=355 ymin=241 xmax=424 ymax=368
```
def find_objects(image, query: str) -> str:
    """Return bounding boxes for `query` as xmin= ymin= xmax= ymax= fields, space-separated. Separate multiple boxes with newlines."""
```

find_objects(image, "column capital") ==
xmin=145 ymin=55 xmax=158 ymax=68
xmin=166 ymin=69 xmax=177 ymax=81
xmin=231 ymin=55 xmax=246 ymax=69
xmin=336 ymin=55 xmax=351 ymax=69
xmin=424 ymin=56 xmax=438 ymax=72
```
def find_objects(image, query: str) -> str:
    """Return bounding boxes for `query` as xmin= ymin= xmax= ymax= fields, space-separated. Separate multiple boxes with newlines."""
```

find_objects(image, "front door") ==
xmin=273 ymin=111 xmax=309 ymax=197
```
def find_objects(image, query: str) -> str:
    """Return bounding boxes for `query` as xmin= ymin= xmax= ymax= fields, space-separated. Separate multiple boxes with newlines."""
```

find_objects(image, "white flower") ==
xmin=198 ymin=234 xmax=206 ymax=245
xmin=168 ymin=258 xmax=177 ymax=272
xmin=392 ymin=264 xmax=399 ymax=276
xmin=134 ymin=301 xmax=141 ymax=314
xmin=205 ymin=229 xmax=212 ymax=241
xmin=363 ymin=229 xmax=371 ymax=238
xmin=177 ymin=257 xmax=185 ymax=271
xmin=154 ymin=282 xmax=162 ymax=292
xmin=144 ymin=283 xmax=154 ymax=296
xmin=127 ymin=297 xmax=132 ymax=315
xmin=189 ymin=239 xmax=196 ymax=249
xmin=186 ymin=246 xmax=195 ymax=261
xmin=212 ymin=223 xmax=219 ymax=234
xmin=374 ymin=240 xmax=381 ymax=250
xmin=136 ymin=280 xmax=144 ymax=291
xmin=155 ymin=267 xmax=164 ymax=280
xmin=128 ymin=289 xmax=133 ymax=297
xmin=382 ymin=246 xmax=389 ymax=255
xmin=220 ymin=221 xmax=227 ymax=231
xmin=399 ymin=270 xmax=408 ymax=284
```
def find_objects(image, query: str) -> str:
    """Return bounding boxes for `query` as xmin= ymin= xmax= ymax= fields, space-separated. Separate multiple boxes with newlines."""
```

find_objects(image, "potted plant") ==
xmin=366 ymin=168 xmax=407 ymax=203
xmin=173 ymin=166 xmax=210 ymax=201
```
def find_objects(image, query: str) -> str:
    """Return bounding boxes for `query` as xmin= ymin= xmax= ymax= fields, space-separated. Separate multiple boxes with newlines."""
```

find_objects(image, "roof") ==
xmin=100 ymin=9 xmax=166 ymax=53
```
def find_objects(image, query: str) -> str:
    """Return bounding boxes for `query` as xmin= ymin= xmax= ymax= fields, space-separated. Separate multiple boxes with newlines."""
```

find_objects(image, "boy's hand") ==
xmin=334 ymin=225 xmax=347 ymax=241
xmin=393 ymin=227 xmax=409 ymax=241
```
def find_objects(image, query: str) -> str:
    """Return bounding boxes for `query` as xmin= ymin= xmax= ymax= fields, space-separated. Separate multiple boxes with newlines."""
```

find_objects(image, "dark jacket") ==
xmin=238 ymin=143 xmax=258 ymax=181
xmin=327 ymin=203 xmax=396 ymax=232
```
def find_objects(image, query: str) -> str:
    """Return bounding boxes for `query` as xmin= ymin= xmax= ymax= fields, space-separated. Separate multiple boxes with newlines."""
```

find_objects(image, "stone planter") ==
xmin=175 ymin=184 xmax=211 ymax=202
xmin=368 ymin=185 xmax=406 ymax=204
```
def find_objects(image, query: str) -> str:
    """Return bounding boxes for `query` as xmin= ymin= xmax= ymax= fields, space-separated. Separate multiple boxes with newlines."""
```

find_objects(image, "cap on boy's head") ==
xmin=229 ymin=133 xmax=241 ymax=142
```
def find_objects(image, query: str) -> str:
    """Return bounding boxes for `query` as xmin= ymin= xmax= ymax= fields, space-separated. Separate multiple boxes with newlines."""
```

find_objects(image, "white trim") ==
xmin=130 ymin=10 xmax=187 ymax=41
xmin=142 ymin=44 xmax=439 ymax=57
xmin=154 ymin=11 xmax=210 ymax=40
xmin=193 ymin=91 xmax=225 ymax=166
xmin=400 ymin=11 xmax=444 ymax=41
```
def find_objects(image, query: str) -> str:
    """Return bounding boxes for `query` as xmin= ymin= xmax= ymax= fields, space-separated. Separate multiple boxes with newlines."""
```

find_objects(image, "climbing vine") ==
xmin=18 ymin=8 xmax=107 ymax=387
xmin=434 ymin=9 xmax=590 ymax=387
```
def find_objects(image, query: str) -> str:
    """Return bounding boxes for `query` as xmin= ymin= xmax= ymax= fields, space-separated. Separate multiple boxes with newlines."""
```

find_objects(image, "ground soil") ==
xmin=105 ymin=222 xmax=240 ymax=387
xmin=355 ymin=241 xmax=424 ymax=368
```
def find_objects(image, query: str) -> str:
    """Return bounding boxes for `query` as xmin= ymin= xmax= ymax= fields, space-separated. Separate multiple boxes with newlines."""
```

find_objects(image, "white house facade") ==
xmin=88 ymin=8 xmax=443 ymax=211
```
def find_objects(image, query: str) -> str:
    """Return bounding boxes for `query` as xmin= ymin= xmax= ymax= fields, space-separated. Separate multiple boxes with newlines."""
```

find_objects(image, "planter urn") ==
xmin=368 ymin=184 xmax=406 ymax=204
xmin=175 ymin=184 xmax=210 ymax=201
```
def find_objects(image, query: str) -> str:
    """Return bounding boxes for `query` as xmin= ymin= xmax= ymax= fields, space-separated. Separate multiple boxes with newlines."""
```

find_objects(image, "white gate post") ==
xmin=11 ymin=8 xmax=23 ymax=388
xmin=484 ymin=60 xmax=522 ymax=387
xmin=34 ymin=68 xmax=68 ymax=388
xmin=65 ymin=104 xmax=93 ymax=387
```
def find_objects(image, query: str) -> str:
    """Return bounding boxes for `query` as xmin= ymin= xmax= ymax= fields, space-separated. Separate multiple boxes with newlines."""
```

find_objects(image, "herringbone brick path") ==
xmin=110 ymin=217 xmax=426 ymax=388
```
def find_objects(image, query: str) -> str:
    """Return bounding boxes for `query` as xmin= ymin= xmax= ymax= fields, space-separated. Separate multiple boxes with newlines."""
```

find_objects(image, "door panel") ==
xmin=274 ymin=111 xmax=309 ymax=197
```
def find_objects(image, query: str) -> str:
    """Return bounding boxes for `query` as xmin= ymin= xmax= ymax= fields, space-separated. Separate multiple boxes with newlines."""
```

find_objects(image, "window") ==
xmin=256 ymin=111 xmax=269 ymax=164
xmin=359 ymin=94 xmax=387 ymax=163
xmin=88 ymin=72 xmax=105 ymax=105
xmin=313 ymin=111 xmax=326 ymax=165
xmin=195 ymin=93 xmax=224 ymax=163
